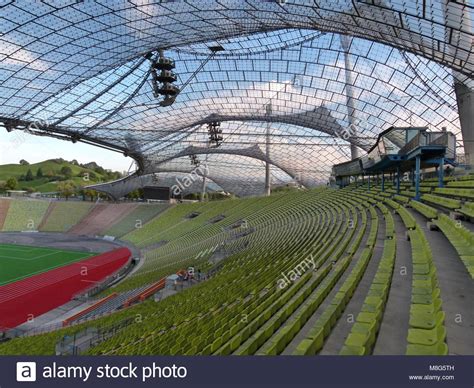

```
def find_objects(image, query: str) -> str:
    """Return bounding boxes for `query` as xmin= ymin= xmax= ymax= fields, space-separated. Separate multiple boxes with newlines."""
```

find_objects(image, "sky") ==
xmin=0 ymin=7 xmax=468 ymax=178
xmin=0 ymin=130 xmax=134 ymax=173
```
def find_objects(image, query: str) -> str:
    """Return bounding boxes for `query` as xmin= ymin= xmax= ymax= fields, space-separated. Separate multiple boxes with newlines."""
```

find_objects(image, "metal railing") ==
xmin=56 ymin=317 xmax=134 ymax=355
xmin=333 ymin=128 xmax=457 ymax=178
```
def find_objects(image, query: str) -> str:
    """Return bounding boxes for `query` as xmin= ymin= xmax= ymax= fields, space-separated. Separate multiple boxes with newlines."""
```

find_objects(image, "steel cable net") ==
xmin=0 ymin=0 xmax=472 ymax=195
xmin=154 ymin=153 xmax=307 ymax=196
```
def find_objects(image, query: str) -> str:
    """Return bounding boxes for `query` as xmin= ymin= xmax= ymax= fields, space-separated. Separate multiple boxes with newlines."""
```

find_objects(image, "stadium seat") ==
xmin=407 ymin=325 xmax=446 ymax=346
xmin=0 ymin=186 xmax=466 ymax=357
xmin=406 ymin=342 xmax=449 ymax=356
xmin=421 ymin=194 xmax=461 ymax=210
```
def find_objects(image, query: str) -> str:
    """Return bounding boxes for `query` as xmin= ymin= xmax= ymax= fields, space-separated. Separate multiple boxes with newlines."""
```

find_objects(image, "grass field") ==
xmin=0 ymin=244 xmax=96 ymax=286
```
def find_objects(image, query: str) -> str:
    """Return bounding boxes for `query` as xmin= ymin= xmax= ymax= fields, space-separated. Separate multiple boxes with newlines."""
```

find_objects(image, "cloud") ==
xmin=1 ymin=43 xmax=50 ymax=72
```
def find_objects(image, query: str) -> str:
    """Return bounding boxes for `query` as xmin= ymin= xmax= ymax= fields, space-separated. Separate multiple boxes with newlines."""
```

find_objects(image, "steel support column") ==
xmin=415 ymin=156 xmax=421 ymax=201
xmin=264 ymin=103 xmax=272 ymax=196
xmin=340 ymin=35 xmax=359 ymax=160
xmin=438 ymin=157 xmax=445 ymax=188
xmin=454 ymin=82 xmax=474 ymax=167
xmin=396 ymin=165 xmax=400 ymax=194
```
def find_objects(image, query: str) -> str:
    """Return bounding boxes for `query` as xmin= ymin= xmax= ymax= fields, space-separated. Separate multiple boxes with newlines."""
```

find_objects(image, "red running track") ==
xmin=0 ymin=247 xmax=131 ymax=330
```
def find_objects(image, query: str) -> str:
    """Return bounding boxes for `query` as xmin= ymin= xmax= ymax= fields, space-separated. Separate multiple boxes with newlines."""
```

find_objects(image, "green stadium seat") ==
xmin=434 ymin=187 xmax=474 ymax=200
xmin=459 ymin=202 xmax=474 ymax=218
xmin=339 ymin=345 xmax=366 ymax=355
xmin=0 ymin=186 xmax=464 ymax=357
xmin=406 ymin=342 xmax=448 ymax=356
xmin=422 ymin=194 xmax=461 ymax=210
xmin=410 ymin=200 xmax=438 ymax=219
xmin=408 ymin=325 xmax=446 ymax=346
xmin=409 ymin=311 xmax=445 ymax=330
xmin=410 ymin=299 xmax=442 ymax=315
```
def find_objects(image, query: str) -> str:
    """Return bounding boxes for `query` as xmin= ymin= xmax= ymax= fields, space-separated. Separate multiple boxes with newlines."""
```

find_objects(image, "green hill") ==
xmin=0 ymin=159 xmax=122 ymax=193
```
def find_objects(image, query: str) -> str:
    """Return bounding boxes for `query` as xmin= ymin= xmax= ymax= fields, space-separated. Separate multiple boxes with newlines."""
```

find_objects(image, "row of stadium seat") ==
xmin=293 ymin=208 xmax=375 ymax=355
xmin=331 ymin=183 xmax=471 ymax=355
xmin=339 ymin=229 xmax=396 ymax=355
xmin=0 ymin=185 xmax=471 ymax=355
xmin=69 ymin=203 xmax=138 ymax=235
xmin=0 ymin=189 xmax=320 ymax=353
xmin=88 ymin=190 xmax=350 ymax=354
xmin=0 ymin=199 xmax=10 ymax=230
xmin=1 ymin=199 xmax=49 ymax=232
xmin=253 ymin=201 xmax=368 ymax=355
xmin=360 ymin=178 xmax=473 ymax=279
xmin=405 ymin=226 xmax=447 ymax=356
xmin=0 ymin=198 xmax=169 ymax=236
xmin=433 ymin=215 xmax=474 ymax=278
xmin=103 ymin=205 xmax=169 ymax=237
xmin=40 ymin=202 xmax=93 ymax=232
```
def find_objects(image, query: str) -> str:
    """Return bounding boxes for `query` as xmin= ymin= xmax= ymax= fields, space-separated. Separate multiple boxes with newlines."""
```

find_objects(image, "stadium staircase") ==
xmin=0 ymin=199 xmax=10 ymax=230
xmin=39 ymin=201 xmax=94 ymax=232
xmin=68 ymin=203 xmax=138 ymax=236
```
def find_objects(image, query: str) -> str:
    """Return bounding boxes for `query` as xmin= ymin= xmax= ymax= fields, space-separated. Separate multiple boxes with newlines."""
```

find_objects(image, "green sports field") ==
xmin=0 ymin=243 xmax=96 ymax=286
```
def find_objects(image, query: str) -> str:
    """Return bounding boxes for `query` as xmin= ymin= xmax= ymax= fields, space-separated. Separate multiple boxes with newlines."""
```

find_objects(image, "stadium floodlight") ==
xmin=189 ymin=154 xmax=200 ymax=167
xmin=208 ymin=121 xmax=223 ymax=147
xmin=148 ymin=50 xmax=180 ymax=105
xmin=148 ymin=45 xmax=224 ymax=108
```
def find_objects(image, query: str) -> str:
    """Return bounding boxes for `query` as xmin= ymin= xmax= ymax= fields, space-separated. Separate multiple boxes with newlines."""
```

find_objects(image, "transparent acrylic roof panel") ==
xmin=0 ymin=0 xmax=471 ymax=191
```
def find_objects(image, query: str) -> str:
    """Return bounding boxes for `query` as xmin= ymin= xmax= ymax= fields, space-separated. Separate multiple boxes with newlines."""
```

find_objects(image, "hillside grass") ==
xmin=0 ymin=159 xmax=110 ymax=193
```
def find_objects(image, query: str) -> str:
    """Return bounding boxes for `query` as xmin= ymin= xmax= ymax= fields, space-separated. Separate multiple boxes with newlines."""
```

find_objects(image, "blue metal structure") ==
xmin=332 ymin=127 xmax=456 ymax=200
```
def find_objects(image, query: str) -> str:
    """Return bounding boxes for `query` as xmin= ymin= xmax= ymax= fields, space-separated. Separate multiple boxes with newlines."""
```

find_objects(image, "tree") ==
xmin=94 ymin=166 xmax=105 ymax=175
xmin=19 ymin=159 xmax=29 ymax=165
xmin=82 ymin=189 xmax=97 ymax=202
xmin=57 ymin=180 xmax=76 ymax=200
xmin=36 ymin=168 xmax=43 ymax=178
xmin=126 ymin=189 xmax=143 ymax=200
xmin=5 ymin=177 xmax=18 ymax=190
xmin=60 ymin=166 xmax=73 ymax=179
xmin=25 ymin=169 xmax=34 ymax=181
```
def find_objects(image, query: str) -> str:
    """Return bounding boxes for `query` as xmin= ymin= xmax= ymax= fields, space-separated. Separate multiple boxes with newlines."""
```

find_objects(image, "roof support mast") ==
xmin=265 ymin=103 xmax=272 ymax=196
xmin=455 ymin=83 xmax=474 ymax=168
xmin=445 ymin=1 xmax=473 ymax=168
xmin=340 ymin=34 xmax=359 ymax=160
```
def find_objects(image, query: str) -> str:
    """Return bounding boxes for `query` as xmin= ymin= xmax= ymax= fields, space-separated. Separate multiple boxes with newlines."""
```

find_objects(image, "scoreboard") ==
xmin=143 ymin=186 xmax=170 ymax=201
